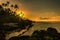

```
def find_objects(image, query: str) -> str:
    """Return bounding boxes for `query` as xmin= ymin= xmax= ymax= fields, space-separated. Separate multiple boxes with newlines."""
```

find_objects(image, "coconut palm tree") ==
xmin=14 ymin=4 xmax=19 ymax=11
xmin=14 ymin=4 xmax=18 ymax=9
xmin=11 ymin=5 xmax=14 ymax=8
xmin=6 ymin=1 xmax=9 ymax=4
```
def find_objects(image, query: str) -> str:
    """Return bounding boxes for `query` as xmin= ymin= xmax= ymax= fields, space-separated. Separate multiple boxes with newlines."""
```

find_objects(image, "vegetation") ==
xmin=0 ymin=2 xmax=33 ymax=40
xmin=9 ymin=27 xmax=60 ymax=40
xmin=0 ymin=2 xmax=60 ymax=40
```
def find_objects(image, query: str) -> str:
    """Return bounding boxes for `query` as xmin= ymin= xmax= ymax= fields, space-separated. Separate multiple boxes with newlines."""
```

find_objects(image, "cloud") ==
xmin=35 ymin=16 xmax=60 ymax=22
xmin=39 ymin=17 xmax=49 ymax=20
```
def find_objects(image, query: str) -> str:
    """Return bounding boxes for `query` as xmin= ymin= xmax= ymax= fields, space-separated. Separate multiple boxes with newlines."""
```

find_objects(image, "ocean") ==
xmin=6 ymin=22 xmax=60 ymax=40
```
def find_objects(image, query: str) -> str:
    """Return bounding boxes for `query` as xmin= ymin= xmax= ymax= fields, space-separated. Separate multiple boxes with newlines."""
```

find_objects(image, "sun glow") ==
xmin=16 ymin=10 xmax=25 ymax=19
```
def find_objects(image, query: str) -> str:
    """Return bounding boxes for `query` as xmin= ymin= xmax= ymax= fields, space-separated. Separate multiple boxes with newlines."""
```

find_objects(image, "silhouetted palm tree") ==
xmin=2 ymin=3 xmax=7 ymax=7
xmin=14 ymin=4 xmax=18 ymax=9
xmin=0 ymin=2 xmax=34 ymax=40
xmin=2 ymin=3 xmax=5 ymax=6
xmin=11 ymin=5 xmax=14 ymax=8
xmin=6 ymin=1 xmax=9 ymax=4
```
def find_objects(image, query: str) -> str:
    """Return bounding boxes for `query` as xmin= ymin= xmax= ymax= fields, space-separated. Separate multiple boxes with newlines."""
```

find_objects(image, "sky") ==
xmin=0 ymin=0 xmax=60 ymax=39
xmin=0 ymin=0 xmax=60 ymax=21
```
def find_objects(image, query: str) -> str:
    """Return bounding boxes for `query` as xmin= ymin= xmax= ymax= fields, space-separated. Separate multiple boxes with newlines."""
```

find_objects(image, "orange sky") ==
xmin=34 ymin=16 xmax=60 ymax=22
xmin=0 ymin=0 xmax=60 ymax=22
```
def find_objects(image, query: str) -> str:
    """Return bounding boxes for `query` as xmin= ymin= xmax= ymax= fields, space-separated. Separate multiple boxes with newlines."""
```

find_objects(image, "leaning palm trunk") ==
xmin=5 ymin=25 xmax=30 ymax=40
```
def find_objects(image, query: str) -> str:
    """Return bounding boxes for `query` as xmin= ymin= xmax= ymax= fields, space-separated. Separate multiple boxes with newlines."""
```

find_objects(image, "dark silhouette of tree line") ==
xmin=0 ymin=2 xmax=33 ymax=40
xmin=0 ymin=2 xmax=60 ymax=40
xmin=9 ymin=27 xmax=60 ymax=40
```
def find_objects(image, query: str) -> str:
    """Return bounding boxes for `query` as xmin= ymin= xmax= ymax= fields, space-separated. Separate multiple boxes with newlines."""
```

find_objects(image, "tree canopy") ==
xmin=0 ymin=2 xmax=33 ymax=34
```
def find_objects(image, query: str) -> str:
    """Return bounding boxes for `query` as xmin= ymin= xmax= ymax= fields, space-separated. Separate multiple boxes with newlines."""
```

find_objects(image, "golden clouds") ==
xmin=31 ymin=16 xmax=60 ymax=22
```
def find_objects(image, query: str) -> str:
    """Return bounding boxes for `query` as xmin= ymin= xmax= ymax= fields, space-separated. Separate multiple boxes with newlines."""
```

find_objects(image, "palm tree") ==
xmin=2 ymin=3 xmax=8 ymax=9
xmin=0 ymin=2 xmax=33 ymax=40
xmin=6 ymin=1 xmax=10 ymax=7
xmin=2 ymin=3 xmax=7 ymax=7
xmin=6 ymin=1 xmax=9 ymax=4
xmin=14 ymin=4 xmax=18 ymax=9
xmin=2 ymin=3 xmax=5 ymax=6
xmin=11 ymin=5 xmax=14 ymax=8
xmin=14 ymin=4 xmax=19 ymax=11
xmin=10 ymin=5 xmax=14 ymax=11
